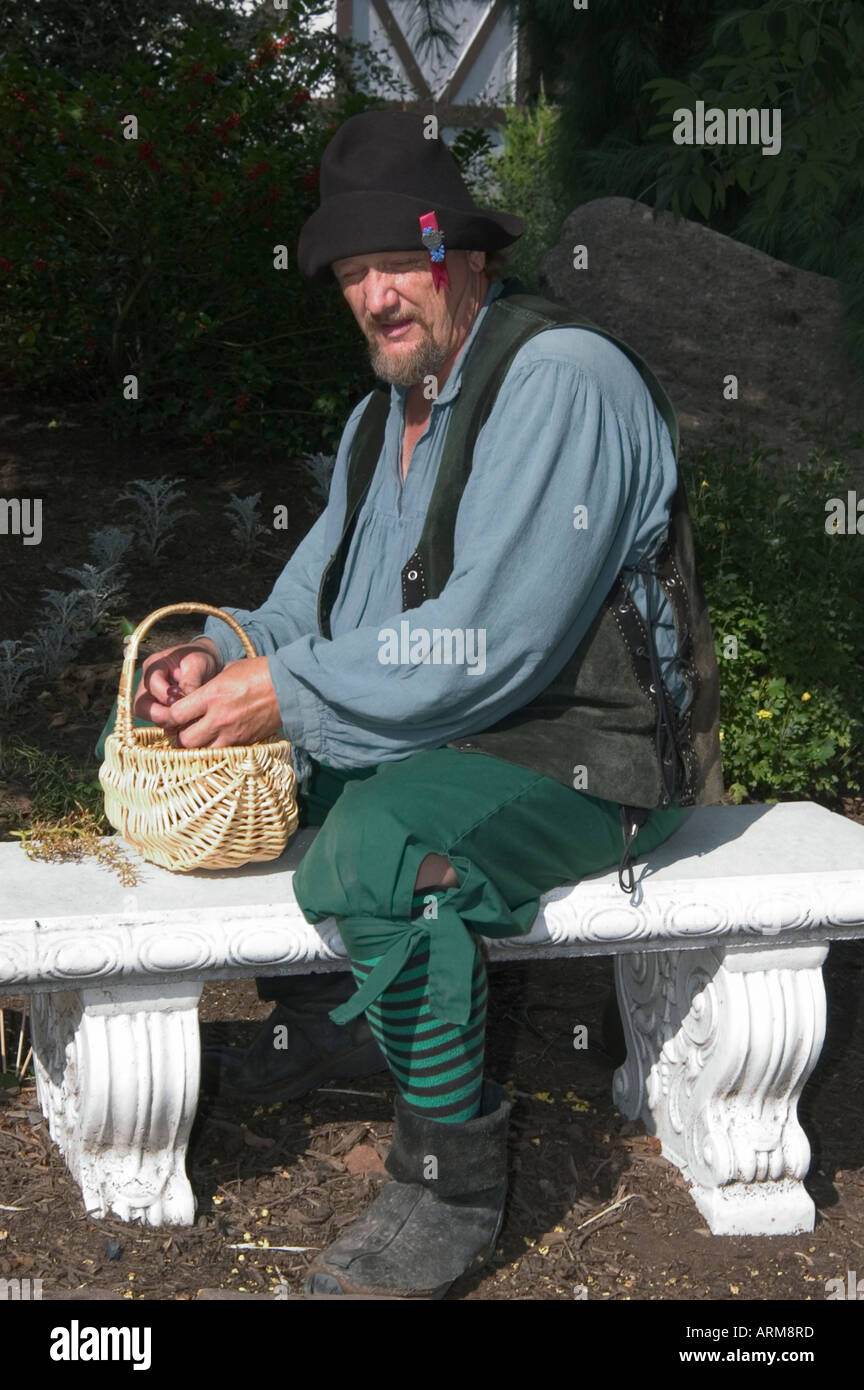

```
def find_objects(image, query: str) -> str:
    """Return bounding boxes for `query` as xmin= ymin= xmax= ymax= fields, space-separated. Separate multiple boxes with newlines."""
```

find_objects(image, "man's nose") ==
xmin=363 ymin=272 xmax=401 ymax=318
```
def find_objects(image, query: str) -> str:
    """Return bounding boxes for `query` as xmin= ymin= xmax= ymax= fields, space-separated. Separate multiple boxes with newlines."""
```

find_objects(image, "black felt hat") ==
xmin=297 ymin=110 xmax=524 ymax=282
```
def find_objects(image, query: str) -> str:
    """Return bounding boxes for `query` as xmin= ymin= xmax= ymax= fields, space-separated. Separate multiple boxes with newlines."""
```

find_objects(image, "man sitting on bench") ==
xmin=116 ymin=111 xmax=722 ymax=1298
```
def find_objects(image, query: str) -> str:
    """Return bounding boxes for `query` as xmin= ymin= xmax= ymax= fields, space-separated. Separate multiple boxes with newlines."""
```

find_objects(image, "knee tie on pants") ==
xmin=328 ymin=854 xmax=529 ymax=1028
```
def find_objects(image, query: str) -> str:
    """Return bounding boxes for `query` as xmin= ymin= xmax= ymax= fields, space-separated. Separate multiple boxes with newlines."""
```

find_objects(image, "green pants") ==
xmin=289 ymin=749 xmax=685 ymax=1025
xmin=287 ymin=751 xmax=684 ymax=1121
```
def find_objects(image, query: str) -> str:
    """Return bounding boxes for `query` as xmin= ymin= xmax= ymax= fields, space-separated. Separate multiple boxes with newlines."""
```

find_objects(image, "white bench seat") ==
xmin=2 ymin=801 xmax=863 ymax=1234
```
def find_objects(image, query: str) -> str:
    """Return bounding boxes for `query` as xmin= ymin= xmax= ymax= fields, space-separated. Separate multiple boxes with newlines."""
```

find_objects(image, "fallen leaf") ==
xmin=616 ymin=1134 xmax=662 ymax=1154
xmin=343 ymin=1143 xmax=387 ymax=1178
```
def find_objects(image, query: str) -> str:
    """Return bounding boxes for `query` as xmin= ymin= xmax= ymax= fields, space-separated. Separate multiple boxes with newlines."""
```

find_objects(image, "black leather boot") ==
xmin=202 ymin=972 xmax=387 ymax=1103
xmin=304 ymin=1080 xmax=513 ymax=1298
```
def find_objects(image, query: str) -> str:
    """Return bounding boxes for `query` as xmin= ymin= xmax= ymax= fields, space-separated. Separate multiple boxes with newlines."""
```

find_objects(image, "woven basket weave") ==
xmin=99 ymin=602 xmax=299 ymax=872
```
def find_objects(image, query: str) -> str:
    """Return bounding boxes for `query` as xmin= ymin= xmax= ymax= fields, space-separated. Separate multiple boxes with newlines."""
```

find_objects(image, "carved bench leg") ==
xmin=29 ymin=981 xmax=203 ymax=1227
xmin=612 ymin=942 xmax=828 ymax=1236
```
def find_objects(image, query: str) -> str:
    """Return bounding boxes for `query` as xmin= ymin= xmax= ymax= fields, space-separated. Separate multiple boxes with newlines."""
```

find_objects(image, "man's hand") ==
xmin=134 ymin=641 xmax=223 ymax=726
xmin=149 ymin=654 xmax=284 ymax=749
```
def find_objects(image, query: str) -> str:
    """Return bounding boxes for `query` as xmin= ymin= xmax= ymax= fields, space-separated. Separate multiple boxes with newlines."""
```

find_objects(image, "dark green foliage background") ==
xmin=681 ymin=450 xmax=863 ymax=803
xmin=0 ymin=1 xmax=388 ymax=454
xmin=1 ymin=0 xmax=861 ymax=805
xmin=524 ymin=0 xmax=864 ymax=370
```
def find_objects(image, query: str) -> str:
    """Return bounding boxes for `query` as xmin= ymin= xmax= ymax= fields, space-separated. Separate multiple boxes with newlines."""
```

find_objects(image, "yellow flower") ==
xmin=718 ymin=730 xmax=724 ymax=741
xmin=801 ymin=691 xmax=811 ymax=701
xmin=701 ymin=480 xmax=708 ymax=488
xmin=757 ymin=709 xmax=772 ymax=719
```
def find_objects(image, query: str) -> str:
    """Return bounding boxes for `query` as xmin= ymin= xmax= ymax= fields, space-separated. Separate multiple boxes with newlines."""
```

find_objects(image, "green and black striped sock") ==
xmin=350 ymin=890 xmax=486 ymax=1124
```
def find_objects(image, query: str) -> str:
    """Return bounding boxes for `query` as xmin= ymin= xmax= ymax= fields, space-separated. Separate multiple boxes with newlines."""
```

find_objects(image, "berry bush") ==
xmin=0 ymin=15 xmax=391 ymax=455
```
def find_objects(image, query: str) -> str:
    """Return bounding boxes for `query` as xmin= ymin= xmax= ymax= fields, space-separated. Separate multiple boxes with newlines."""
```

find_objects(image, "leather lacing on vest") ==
xmin=616 ymin=555 xmax=688 ymax=892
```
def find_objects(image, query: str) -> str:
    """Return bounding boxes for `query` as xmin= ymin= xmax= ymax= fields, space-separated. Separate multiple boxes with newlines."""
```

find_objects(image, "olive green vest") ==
xmin=318 ymin=280 xmax=723 ymax=814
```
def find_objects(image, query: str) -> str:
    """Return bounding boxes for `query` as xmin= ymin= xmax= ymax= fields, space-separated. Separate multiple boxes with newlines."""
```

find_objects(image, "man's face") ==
xmin=332 ymin=248 xmax=487 ymax=387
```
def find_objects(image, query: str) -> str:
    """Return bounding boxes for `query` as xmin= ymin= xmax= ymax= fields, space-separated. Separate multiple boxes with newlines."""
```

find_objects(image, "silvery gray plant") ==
xmin=89 ymin=526 xmax=133 ymax=573
xmin=300 ymin=451 xmax=336 ymax=512
xmin=0 ymin=532 xmax=133 ymax=712
xmin=117 ymin=475 xmax=190 ymax=563
xmin=59 ymin=562 xmax=128 ymax=627
xmin=0 ymin=639 xmax=38 ymax=712
xmin=225 ymin=492 xmax=269 ymax=563
xmin=23 ymin=589 xmax=90 ymax=681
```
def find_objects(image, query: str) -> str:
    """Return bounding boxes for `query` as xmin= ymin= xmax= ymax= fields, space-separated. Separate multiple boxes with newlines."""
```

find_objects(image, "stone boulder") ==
xmin=538 ymin=196 xmax=864 ymax=479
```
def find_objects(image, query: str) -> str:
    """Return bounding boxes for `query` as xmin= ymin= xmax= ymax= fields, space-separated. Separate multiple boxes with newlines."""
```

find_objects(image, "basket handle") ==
xmin=114 ymin=602 xmax=258 ymax=744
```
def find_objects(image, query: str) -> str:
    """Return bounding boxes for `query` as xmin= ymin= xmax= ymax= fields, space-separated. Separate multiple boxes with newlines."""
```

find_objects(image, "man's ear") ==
xmin=467 ymin=249 xmax=487 ymax=274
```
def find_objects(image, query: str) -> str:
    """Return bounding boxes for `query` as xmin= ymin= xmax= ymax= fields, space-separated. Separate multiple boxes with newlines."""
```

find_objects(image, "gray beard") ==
xmin=366 ymin=330 xmax=451 ymax=387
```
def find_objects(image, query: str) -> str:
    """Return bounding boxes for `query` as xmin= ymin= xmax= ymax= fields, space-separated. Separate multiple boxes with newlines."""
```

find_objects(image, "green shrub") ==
xmin=682 ymin=448 xmax=864 ymax=803
xmin=0 ymin=19 xmax=389 ymax=454
xmin=452 ymin=88 xmax=567 ymax=292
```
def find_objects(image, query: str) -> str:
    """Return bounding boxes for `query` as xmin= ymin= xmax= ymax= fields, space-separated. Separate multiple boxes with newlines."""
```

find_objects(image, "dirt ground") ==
xmin=2 ymin=391 xmax=863 ymax=1305
xmin=1 ymin=943 xmax=864 ymax=1305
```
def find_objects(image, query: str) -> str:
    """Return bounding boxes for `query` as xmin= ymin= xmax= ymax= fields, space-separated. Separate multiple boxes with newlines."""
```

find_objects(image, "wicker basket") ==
xmin=99 ymin=602 xmax=299 ymax=872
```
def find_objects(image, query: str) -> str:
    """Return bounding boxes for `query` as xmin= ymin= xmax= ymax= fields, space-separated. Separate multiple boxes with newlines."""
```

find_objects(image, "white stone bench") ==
xmin=2 ymin=802 xmax=863 ymax=1236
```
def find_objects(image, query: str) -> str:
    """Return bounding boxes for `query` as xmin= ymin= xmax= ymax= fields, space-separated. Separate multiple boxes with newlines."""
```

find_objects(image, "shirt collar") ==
xmin=391 ymin=279 xmax=507 ymax=411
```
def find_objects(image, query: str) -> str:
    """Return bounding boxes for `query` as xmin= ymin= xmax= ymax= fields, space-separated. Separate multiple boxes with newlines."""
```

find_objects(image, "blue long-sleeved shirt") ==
xmin=199 ymin=280 xmax=688 ymax=774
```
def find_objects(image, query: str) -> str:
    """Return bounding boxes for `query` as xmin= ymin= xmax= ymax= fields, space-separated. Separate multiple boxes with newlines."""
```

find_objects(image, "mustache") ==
xmin=368 ymin=313 xmax=426 ymax=330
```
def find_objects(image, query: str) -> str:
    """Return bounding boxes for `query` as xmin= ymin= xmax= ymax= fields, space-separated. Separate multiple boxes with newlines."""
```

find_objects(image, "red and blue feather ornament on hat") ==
xmin=419 ymin=211 xmax=450 ymax=293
